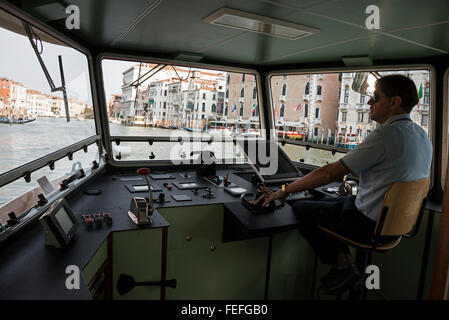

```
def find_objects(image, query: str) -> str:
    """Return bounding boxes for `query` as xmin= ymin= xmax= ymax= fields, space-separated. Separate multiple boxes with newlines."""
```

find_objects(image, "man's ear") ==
xmin=391 ymin=96 xmax=402 ymax=108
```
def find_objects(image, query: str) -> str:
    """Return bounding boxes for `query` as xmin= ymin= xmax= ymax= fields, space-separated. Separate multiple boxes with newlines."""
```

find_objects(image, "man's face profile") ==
xmin=367 ymin=83 xmax=398 ymax=124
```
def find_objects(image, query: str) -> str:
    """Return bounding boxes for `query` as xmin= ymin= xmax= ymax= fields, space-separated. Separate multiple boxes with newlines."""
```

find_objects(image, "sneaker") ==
xmin=320 ymin=264 xmax=362 ymax=295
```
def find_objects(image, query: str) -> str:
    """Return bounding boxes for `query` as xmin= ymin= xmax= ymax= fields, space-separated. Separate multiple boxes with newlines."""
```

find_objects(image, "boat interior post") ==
xmin=0 ymin=0 xmax=449 ymax=303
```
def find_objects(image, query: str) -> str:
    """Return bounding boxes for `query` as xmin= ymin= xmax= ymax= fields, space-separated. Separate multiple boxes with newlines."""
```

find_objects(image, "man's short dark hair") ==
xmin=376 ymin=74 xmax=419 ymax=113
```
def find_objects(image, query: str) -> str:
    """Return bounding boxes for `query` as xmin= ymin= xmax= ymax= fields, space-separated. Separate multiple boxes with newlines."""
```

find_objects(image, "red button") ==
xmin=84 ymin=217 xmax=94 ymax=224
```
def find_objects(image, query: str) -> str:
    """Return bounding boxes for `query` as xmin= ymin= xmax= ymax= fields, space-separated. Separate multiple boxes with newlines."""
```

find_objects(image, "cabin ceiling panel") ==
xmin=306 ymin=0 xmax=449 ymax=31
xmin=10 ymin=0 xmax=449 ymax=66
xmin=200 ymin=19 xmax=364 ymax=65
xmin=391 ymin=24 xmax=449 ymax=53
xmin=108 ymin=0 xmax=263 ymax=53
xmin=23 ymin=0 xmax=154 ymax=46
xmin=270 ymin=34 xmax=444 ymax=65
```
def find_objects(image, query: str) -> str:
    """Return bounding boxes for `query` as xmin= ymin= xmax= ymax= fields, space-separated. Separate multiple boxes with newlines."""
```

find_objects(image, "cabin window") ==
xmin=0 ymin=9 xmax=97 ymax=224
xmin=270 ymin=68 xmax=432 ymax=167
xmin=102 ymin=59 xmax=262 ymax=162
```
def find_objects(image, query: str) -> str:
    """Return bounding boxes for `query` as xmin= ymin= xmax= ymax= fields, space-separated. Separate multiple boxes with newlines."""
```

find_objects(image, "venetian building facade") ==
xmin=337 ymin=70 xmax=430 ymax=145
xmin=271 ymin=73 xmax=340 ymax=139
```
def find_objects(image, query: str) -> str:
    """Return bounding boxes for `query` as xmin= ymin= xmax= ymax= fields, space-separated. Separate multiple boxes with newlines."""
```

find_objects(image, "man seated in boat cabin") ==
xmin=258 ymin=74 xmax=432 ymax=295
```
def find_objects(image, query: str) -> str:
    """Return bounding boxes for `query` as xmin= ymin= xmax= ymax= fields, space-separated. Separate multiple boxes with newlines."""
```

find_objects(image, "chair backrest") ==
xmin=374 ymin=177 xmax=430 ymax=236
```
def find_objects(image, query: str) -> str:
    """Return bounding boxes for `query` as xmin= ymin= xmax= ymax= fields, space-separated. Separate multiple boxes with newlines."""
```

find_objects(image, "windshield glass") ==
xmin=102 ymin=58 xmax=263 ymax=162
xmin=270 ymin=70 xmax=431 ymax=166
xmin=0 ymin=9 xmax=95 ymax=176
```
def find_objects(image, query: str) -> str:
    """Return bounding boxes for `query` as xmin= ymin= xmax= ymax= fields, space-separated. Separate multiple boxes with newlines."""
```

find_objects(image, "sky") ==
xmin=0 ymin=25 xmax=134 ymax=106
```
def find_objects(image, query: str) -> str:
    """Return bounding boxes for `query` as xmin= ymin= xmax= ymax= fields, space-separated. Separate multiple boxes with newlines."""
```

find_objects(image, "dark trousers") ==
xmin=292 ymin=196 xmax=377 ymax=266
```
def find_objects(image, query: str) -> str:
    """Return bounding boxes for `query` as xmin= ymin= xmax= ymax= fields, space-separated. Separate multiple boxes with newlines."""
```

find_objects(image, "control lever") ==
xmin=202 ymin=187 xmax=215 ymax=199
xmin=128 ymin=168 xmax=155 ymax=225
xmin=241 ymin=183 xmax=283 ymax=214
xmin=117 ymin=274 xmax=177 ymax=296
xmin=338 ymin=175 xmax=358 ymax=196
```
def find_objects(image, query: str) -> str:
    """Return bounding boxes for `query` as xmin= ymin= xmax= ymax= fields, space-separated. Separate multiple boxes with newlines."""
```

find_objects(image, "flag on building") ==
xmin=273 ymin=105 xmax=277 ymax=115
xmin=231 ymin=104 xmax=237 ymax=113
xmin=418 ymin=83 xmax=423 ymax=99
xmin=251 ymin=104 xmax=256 ymax=115
xmin=294 ymin=102 xmax=301 ymax=111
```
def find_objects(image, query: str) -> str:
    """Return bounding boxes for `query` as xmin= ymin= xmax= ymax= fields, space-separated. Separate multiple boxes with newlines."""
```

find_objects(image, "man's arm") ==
xmin=260 ymin=160 xmax=349 ymax=206
xmin=284 ymin=160 xmax=349 ymax=194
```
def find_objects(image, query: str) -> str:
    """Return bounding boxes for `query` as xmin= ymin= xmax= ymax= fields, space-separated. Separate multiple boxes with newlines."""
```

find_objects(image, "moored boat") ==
xmin=0 ymin=116 xmax=36 ymax=124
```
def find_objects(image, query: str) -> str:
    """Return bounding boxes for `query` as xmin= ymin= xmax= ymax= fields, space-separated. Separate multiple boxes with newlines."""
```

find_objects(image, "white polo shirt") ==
xmin=340 ymin=113 xmax=432 ymax=221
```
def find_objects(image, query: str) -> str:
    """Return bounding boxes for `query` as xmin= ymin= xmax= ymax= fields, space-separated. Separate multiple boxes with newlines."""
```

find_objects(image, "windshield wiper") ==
xmin=23 ymin=22 xmax=70 ymax=122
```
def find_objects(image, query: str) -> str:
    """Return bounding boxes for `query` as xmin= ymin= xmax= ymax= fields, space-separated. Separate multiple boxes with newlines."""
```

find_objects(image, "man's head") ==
xmin=368 ymin=74 xmax=419 ymax=124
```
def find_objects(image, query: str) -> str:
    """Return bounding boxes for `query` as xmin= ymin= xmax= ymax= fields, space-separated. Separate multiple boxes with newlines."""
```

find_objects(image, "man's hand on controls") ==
xmin=256 ymin=185 xmax=287 ymax=207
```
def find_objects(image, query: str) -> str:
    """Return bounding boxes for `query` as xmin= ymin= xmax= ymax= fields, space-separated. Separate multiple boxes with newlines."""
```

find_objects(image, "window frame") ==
xmin=0 ymin=3 xmax=104 ymax=240
xmin=266 ymin=64 xmax=436 ymax=186
xmin=441 ymin=67 xmax=449 ymax=189
xmin=0 ymin=5 xmax=102 ymax=189
xmin=99 ymin=53 xmax=265 ymax=167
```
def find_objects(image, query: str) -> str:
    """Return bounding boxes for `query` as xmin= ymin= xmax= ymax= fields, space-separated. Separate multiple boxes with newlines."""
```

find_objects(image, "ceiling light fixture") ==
xmin=203 ymin=8 xmax=319 ymax=40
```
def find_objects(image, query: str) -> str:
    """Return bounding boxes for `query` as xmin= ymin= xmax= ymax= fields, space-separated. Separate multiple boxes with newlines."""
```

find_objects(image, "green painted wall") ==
xmin=269 ymin=229 xmax=316 ymax=299
xmin=310 ymin=210 xmax=441 ymax=300
xmin=81 ymin=207 xmax=439 ymax=300
xmin=82 ymin=239 xmax=107 ymax=286
xmin=112 ymin=228 xmax=163 ymax=300
xmin=159 ymin=205 xmax=269 ymax=299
